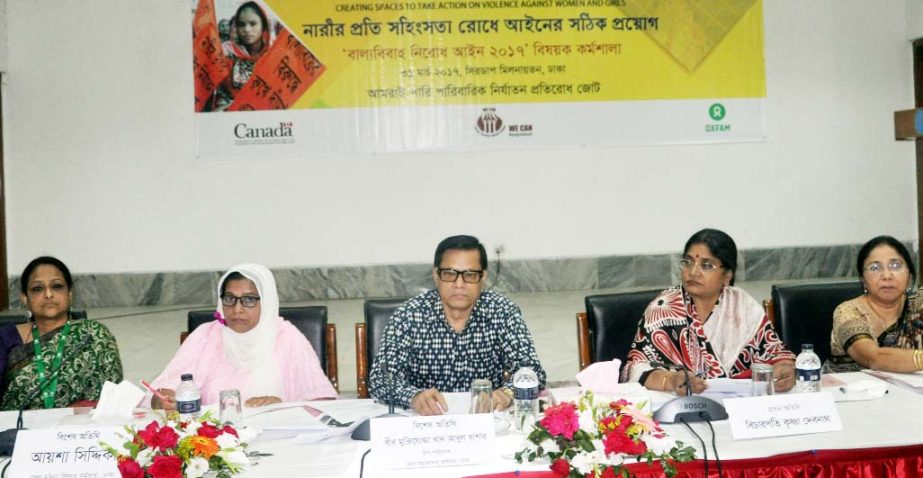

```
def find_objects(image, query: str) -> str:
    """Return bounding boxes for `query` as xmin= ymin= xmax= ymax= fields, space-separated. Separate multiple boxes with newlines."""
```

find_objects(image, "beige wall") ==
xmin=1 ymin=0 xmax=917 ymax=275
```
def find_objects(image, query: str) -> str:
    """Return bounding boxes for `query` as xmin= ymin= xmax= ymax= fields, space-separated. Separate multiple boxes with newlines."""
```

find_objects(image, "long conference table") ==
xmin=3 ymin=372 xmax=923 ymax=477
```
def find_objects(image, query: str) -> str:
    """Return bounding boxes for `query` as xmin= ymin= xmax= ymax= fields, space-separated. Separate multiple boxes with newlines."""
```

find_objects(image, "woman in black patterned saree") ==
xmin=0 ymin=256 xmax=123 ymax=410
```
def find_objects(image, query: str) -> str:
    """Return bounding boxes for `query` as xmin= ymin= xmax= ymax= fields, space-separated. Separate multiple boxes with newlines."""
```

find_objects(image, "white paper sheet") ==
xmin=697 ymin=378 xmax=752 ymax=403
xmin=303 ymin=400 xmax=393 ymax=423
xmin=863 ymin=369 xmax=923 ymax=388
xmin=246 ymin=406 xmax=325 ymax=430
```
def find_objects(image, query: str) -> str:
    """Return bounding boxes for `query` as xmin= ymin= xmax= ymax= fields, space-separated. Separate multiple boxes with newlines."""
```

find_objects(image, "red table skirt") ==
xmin=468 ymin=444 xmax=923 ymax=477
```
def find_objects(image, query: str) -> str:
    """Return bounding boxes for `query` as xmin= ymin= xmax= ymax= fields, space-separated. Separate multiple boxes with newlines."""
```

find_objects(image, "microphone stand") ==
xmin=0 ymin=333 xmax=92 ymax=456
xmin=649 ymin=361 xmax=728 ymax=424
xmin=351 ymin=353 xmax=402 ymax=441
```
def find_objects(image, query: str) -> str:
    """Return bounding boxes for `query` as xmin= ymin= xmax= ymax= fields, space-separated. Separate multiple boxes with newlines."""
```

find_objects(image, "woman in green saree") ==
xmin=0 ymin=256 xmax=123 ymax=410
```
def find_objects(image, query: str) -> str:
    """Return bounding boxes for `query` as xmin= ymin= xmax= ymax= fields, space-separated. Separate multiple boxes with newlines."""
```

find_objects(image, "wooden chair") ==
xmin=182 ymin=306 xmax=339 ymax=391
xmin=765 ymin=281 xmax=863 ymax=362
xmin=576 ymin=289 xmax=661 ymax=371
xmin=354 ymin=297 xmax=408 ymax=399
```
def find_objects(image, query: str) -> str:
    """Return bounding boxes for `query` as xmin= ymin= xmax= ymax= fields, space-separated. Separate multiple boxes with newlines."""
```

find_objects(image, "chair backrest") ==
xmin=581 ymin=289 xmax=661 ymax=367
xmin=355 ymin=297 xmax=408 ymax=398
xmin=0 ymin=310 xmax=88 ymax=327
xmin=186 ymin=306 xmax=337 ymax=389
xmin=771 ymin=281 xmax=864 ymax=362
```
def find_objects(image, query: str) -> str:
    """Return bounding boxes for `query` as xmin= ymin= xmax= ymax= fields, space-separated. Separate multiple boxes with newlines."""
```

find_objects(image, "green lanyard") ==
xmin=31 ymin=322 xmax=72 ymax=409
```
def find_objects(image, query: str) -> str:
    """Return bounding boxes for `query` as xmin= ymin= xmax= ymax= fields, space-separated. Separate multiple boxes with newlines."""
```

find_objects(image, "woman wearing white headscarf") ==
xmin=149 ymin=264 xmax=336 ymax=409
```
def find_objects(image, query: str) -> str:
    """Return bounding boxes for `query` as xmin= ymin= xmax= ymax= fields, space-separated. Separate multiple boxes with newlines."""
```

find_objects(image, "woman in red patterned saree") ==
xmin=622 ymin=229 xmax=796 ymax=395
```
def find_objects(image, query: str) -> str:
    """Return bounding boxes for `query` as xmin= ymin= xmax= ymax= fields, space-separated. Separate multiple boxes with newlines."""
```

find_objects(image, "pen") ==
xmin=436 ymin=402 xmax=447 ymax=414
xmin=140 ymin=379 xmax=169 ymax=402
xmin=838 ymin=386 xmax=889 ymax=395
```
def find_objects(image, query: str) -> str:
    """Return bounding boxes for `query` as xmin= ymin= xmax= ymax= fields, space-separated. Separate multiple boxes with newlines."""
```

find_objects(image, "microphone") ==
xmin=648 ymin=361 xmax=728 ymax=424
xmin=0 ymin=332 xmax=93 ymax=456
xmin=351 ymin=351 xmax=402 ymax=441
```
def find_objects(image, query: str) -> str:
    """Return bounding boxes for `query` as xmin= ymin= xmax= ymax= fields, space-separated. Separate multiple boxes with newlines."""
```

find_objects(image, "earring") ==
xmin=67 ymin=305 xmax=73 ymax=321
xmin=24 ymin=310 xmax=32 ymax=320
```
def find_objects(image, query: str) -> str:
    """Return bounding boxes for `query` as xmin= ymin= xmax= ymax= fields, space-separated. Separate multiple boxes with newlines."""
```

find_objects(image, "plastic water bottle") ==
xmin=512 ymin=367 xmax=539 ymax=431
xmin=175 ymin=373 xmax=202 ymax=420
xmin=794 ymin=344 xmax=821 ymax=393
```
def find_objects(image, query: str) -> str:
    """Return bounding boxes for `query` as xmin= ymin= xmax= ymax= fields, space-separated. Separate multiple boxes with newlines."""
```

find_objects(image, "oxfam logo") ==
xmin=708 ymin=103 xmax=726 ymax=121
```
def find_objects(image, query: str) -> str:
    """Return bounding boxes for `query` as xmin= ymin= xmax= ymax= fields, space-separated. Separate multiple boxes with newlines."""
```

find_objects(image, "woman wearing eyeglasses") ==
xmin=622 ymin=229 xmax=796 ymax=395
xmin=826 ymin=236 xmax=923 ymax=373
xmin=149 ymin=263 xmax=336 ymax=410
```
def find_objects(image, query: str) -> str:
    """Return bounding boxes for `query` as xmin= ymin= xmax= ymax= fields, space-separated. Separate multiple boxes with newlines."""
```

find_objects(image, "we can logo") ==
xmin=475 ymin=107 xmax=505 ymax=136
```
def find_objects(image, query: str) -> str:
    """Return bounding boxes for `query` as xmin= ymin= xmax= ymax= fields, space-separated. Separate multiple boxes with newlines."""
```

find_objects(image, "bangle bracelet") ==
xmin=661 ymin=372 xmax=670 ymax=391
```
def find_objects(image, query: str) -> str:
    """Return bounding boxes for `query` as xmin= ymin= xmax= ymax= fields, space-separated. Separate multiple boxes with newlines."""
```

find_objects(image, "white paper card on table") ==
xmin=724 ymin=392 xmax=842 ymax=440
xmin=91 ymin=381 xmax=146 ymax=421
xmin=371 ymin=414 xmax=496 ymax=470
xmin=575 ymin=359 xmax=622 ymax=394
xmin=9 ymin=426 xmax=122 ymax=477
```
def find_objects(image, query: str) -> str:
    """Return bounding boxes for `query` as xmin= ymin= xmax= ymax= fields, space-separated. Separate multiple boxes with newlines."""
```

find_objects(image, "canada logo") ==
xmin=475 ymin=107 xmax=505 ymax=136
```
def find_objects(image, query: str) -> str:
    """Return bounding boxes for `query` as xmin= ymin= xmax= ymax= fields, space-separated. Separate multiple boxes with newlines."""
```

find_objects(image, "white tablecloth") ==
xmin=3 ymin=372 xmax=922 ymax=478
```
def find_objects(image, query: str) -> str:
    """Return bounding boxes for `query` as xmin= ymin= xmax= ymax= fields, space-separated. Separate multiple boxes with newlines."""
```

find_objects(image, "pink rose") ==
xmin=539 ymin=402 xmax=580 ymax=440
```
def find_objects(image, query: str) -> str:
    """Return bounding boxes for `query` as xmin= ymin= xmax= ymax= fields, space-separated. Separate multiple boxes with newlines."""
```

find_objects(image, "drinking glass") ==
xmin=470 ymin=379 xmax=493 ymax=414
xmin=751 ymin=364 xmax=774 ymax=396
xmin=220 ymin=389 xmax=243 ymax=424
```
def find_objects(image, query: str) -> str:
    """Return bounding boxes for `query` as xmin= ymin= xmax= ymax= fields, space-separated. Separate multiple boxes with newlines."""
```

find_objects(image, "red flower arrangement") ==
xmin=102 ymin=412 xmax=250 ymax=478
xmin=515 ymin=392 xmax=695 ymax=478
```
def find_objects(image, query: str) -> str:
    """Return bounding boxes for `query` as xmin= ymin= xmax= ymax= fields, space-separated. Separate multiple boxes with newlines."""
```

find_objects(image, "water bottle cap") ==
xmin=801 ymin=344 xmax=813 ymax=350
xmin=181 ymin=373 xmax=194 ymax=381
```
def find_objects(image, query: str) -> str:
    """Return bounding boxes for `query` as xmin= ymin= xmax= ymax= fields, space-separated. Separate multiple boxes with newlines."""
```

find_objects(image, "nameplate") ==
xmin=371 ymin=414 xmax=496 ymax=469
xmin=724 ymin=392 xmax=842 ymax=439
xmin=10 ymin=426 xmax=121 ymax=477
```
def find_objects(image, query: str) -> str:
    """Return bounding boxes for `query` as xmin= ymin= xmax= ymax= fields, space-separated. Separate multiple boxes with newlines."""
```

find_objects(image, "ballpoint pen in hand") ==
xmin=140 ymin=379 xmax=168 ymax=403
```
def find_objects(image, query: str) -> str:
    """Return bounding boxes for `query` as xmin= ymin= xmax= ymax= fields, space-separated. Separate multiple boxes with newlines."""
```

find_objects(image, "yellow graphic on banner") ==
xmin=264 ymin=0 xmax=765 ymax=109
xmin=623 ymin=0 xmax=759 ymax=71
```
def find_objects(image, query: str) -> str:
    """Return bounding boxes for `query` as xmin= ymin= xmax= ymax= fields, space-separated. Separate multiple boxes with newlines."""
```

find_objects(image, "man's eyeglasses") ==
xmin=864 ymin=260 xmax=907 ymax=275
xmin=679 ymin=258 xmax=724 ymax=273
xmin=437 ymin=268 xmax=484 ymax=283
xmin=221 ymin=294 xmax=261 ymax=308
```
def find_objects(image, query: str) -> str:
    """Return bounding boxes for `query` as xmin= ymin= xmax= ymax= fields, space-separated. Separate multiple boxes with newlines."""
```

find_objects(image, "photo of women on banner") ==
xmin=193 ymin=0 xmax=769 ymax=158
xmin=192 ymin=0 xmax=325 ymax=112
